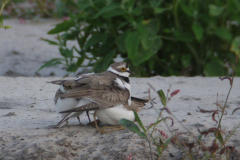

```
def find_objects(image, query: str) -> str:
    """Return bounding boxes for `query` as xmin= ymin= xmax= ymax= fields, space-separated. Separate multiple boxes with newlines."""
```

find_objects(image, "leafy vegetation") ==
xmin=39 ymin=0 xmax=240 ymax=76
xmin=119 ymin=53 xmax=240 ymax=159
xmin=0 ymin=0 xmax=11 ymax=29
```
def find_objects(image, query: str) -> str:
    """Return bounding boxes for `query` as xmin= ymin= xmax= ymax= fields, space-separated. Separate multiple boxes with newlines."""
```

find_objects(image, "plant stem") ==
xmin=0 ymin=0 xmax=9 ymax=16
xmin=150 ymin=86 xmax=171 ymax=137
xmin=147 ymin=137 xmax=153 ymax=160
xmin=217 ymin=77 xmax=234 ymax=130
xmin=173 ymin=0 xmax=180 ymax=30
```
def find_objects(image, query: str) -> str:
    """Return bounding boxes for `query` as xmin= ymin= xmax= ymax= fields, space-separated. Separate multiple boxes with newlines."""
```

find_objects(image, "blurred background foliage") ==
xmin=2 ymin=0 xmax=74 ymax=19
xmin=2 ymin=0 xmax=240 ymax=76
xmin=0 ymin=0 xmax=11 ymax=29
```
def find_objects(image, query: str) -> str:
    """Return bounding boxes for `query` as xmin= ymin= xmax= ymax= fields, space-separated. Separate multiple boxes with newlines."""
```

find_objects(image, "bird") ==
xmin=61 ymin=96 xmax=149 ymax=133
xmin=58 ymin=62 xmax=148 ymax=133
xmin=49 ymin=79 xmax=92 ymax=127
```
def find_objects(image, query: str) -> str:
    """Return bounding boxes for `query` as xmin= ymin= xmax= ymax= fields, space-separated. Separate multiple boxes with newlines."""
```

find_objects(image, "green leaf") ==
xmin=134 ymin=37 xmax=162 ymax=66
xmin=59 ymin=48 xmax=73 ymax=58
xmin=66 ymin=63 xmax=76 ymax=72
xmin=198 ymin=134 xmax=203 ymax=141
xmin=175 ymin=31 xmax=194 ymax=42
xmin=151 ymin=136 xmax=162 ymax=156
xmin=157 ymin=90 xmax=166 ymax=106
xmin=48 ymin=20 xmax=75 ymax=34
xmin=62 ymin=29 xmax=80 ymax=40
xmin=215 ymin=132 xmax=224 ymax=145
xmin=191 ymin=24 xmax=204 ymax=41
xmin=85 ymin=33 xmax=108 ymax=50
xmin=118 ymin=118 xmax=147 ymax=139
xmin=93 ymin=3 xmax=120 ymax=19
xmin=181 ymin=54 xmax=191 ymax=67
xmin=41 ymin=38 xmax=59 ymax=45
xmin=133 ymin=110 xmax=146 ymax=133
xmin=148 ymin=58 xmax=155 ymax=70
xmin=117 ymin=21 xmax=129 ymax=30
xmin=116 ymin=30 xmax=131 ymax=53
xmin=214 ymin=27 xmax=232 ymax=41
xmin=132 ymin=6 xmax=143 ymax=16
xmin=102 ymin=9 xmax=125 ymax=18
xmin=102 ymin=49 xmax=116 ymax=69
xmin=209 ymin=5 xmax=225 ymax=16
xmin=203 ymin=61 xmax=226 ymax=76
xmin=154 ymin=7 xmax=170 ymax=14
xmin=0 ymin=16 xmax=3 ymax=25
xmin=147 ymin=119 xmax=164 ymax=131
xmin=77 ymin=0 xmax=91 ymax=12
xmin=2 ymin=25 xmax=11 ymax=29
xmin=0 ymin=15 xmax=11 ymax=29
xmin=138 ymin=19 xmax=160 ymax=50
xmin=93 ymin=49 xmax=116 ymax=72
xmin=125 ymin=31 xmax=140 ymax=59
xmin=180 ymin=3 xmax=193 ymax=17
xmin=125 ymin=0 xmax=136 ymax=11
xmin=160 ymin=138 xmax=171 ymax=152
xmin=38 ymin=58 xmax=64 ymax=71
xmin=125 ymin=19 xmax=162 ymax=66
xmin=75 ymin=57 xmax=84 ymax=70
xmin=230 ymin=36 xmax=240 ymax=55
xmin=149 ymin=0 xmax=163 ymax=8
xmin=126 ymin=34 xmax=162 ymax=66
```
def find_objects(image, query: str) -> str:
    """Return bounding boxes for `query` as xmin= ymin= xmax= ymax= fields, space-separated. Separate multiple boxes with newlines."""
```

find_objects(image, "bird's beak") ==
xmin=127 ymin=70 xmax=135 ymax=75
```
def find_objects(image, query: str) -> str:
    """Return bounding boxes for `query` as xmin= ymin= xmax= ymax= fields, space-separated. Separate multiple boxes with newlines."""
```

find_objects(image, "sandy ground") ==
xmin=0 ymin=76 xmax=240 ymax=159
xmin=0 ymin=19 xmax=240 ymax=159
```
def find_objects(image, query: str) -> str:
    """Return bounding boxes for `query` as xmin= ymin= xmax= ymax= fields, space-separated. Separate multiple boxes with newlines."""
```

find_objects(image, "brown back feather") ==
xmin=59 ymin=72 xmax=130 ymax=109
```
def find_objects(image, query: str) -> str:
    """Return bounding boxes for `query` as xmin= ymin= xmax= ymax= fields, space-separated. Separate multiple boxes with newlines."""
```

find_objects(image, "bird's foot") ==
xmin=88 ymin=119 xmax=100 ymax=127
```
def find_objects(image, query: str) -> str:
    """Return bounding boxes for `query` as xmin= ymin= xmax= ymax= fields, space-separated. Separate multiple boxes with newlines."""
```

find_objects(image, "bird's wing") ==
xmin=59 ymin=73 xmax=130 ymax=109
xmin=60 ymin=96 xmax=148 ymax=113
xmin=60 ymin=102 xmax=100 ymax=113
xmin=54 ymin=88 xmax=63 ymax=104
xmin=55 ymin=112 xmax=72 ymax=128
xmin=129 ymin=97 xmax=149 ymax=107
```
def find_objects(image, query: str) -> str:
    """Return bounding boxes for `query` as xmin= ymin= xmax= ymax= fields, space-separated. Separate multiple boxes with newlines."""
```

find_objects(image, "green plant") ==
xmin=0 ymin=0 xmax=11 ymax=29
xmin=119 ymin=88 xmax=176 ymax=159
xmin=119 ymin=53 xmax=240 ymax=159
xmin=39 ymin=0 xmax=240 ymax=76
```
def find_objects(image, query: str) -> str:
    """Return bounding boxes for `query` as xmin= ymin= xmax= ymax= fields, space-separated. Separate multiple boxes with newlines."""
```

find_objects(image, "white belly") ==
xmin=55 ymin=98 xmax=85 ymax=118
xmin=96 ymin=105 xmax=135 ymax=125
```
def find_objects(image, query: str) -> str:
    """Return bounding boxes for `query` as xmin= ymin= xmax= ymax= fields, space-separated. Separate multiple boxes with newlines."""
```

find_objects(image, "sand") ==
xmin=0 ymin=19 xmax=240 ymax=160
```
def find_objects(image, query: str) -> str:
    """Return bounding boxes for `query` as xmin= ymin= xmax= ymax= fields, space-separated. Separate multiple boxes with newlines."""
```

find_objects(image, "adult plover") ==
xmin=59 ymin=62 xmax=148 ymax=132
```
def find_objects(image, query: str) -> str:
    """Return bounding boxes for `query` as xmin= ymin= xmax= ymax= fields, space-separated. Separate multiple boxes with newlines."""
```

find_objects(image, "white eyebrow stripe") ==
xmin=107 ymin=66 xmax=130 ymax=77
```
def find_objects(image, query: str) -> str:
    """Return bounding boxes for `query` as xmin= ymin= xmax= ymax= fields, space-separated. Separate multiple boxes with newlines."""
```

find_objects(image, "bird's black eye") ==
xmin=67 ymin=85 xmax=72 ymax=89
xmin=120 ymin=67 xmax=126 ymax=71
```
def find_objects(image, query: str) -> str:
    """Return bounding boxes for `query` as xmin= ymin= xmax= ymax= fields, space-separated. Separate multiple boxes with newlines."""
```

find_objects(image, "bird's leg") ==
xmin=86 ymin=111 xmax=91 ymax=123
xmin=66 ymin=119 xmax=69 ymax=126
xmin=76 ymin=116 xmax=83 ymax=126
xmin=99 ymin=125 xmax=126 ymax=134
xmin=94 ymin=111 xmax=101 ymax=132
